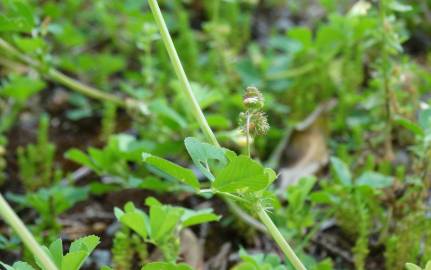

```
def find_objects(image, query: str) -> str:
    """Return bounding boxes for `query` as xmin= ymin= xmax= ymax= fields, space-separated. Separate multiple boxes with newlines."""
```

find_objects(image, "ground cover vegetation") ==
xmin=0 ymin=0 xmax=430 ymax=269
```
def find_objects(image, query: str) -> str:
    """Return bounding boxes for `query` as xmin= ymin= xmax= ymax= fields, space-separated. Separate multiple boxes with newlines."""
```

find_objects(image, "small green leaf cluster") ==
xmin=0 ymin=236 xmax=100 ymax=270
xmin=115 ymin=197 xmax=220 ymax=262
xmin=17 ymin=115 xmax=60 ymax=191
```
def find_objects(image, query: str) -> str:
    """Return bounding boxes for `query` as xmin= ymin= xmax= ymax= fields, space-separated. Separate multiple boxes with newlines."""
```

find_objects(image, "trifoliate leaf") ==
xmin=149 ymin=205 xmax=183 ymax=242
xmin=115 ymin=203 xmax=148 ymax=239
xmin=61 ymin=251 xmax=87 ymax=270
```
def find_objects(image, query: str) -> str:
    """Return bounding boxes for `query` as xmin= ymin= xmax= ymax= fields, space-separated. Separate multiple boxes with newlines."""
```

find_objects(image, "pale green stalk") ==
xmin=0 ymin=38 xmax=140 ymax=110
xmin=257 ymin=204 xmax=307 ymax=270
xmin=147 ymin=0 xmax=219 ymax=147
xmin=0 ymin=194 xmax=58 ymax=270
xmin=147 ymin=1 xmax=307 ymax=269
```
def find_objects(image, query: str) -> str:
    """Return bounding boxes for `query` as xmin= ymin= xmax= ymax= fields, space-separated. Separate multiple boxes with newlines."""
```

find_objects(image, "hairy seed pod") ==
xmin=239 ymin=111 xmax=269 ymax=136
xmin=243 ymin=86 xmax=264 ymax=110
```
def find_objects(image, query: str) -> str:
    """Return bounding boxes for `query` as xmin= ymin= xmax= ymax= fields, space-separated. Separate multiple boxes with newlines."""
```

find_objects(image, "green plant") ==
xmin=0 ymin=236 xmax=100 ymax=270
xmin=311 ymin=157 xmax=393 ymax=270
xmin=144 ymin=1 xmax=308 ymax=269
xmin=115 ymin=197 xmax=219 ymax=263
xmin=7 ymin=184 xmax=89 ymax=243
xmin=17 ymin=115 xmax=60 ymax=191
xmin=0 ymin=195 xmax=57 ymax=270
xmin=111 ymin=226 xmax=149 ymax=270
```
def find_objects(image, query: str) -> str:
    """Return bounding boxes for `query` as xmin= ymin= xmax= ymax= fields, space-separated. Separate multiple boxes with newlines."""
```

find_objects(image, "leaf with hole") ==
xmin=184 ymin=137 xmax=227 ymax=181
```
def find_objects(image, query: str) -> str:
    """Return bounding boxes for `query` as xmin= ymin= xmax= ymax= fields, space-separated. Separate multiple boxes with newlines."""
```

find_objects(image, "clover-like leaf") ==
xmin=115 ymin=202 xmax=148 ymax=239
xmin=150 ymin=205 xmax=183 ymax=242
xmin=212 ymin=155 xmax=272 ymax=193
xmin=184 ymin=137 xmax=227 ymax=181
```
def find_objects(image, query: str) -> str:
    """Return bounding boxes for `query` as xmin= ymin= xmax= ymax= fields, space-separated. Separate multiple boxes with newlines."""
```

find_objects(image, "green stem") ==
xmin=147 ymin=0 xmax=219 ymax=146
xmin=379 ymin=0 xmax=393 ymax=160
xmin=47 ymin=69 xmax=126 ymax=107
xmin=256 ymin=204 xmax=307 ymax=270
xmin=0 ymin=194 xmax=58 ymax=270
xmin=0 ymin=38 xmax=143 ymax=111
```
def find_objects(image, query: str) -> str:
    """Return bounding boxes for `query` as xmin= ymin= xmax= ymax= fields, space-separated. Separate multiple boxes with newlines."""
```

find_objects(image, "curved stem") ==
xmin=225 ymin=198 xmax=267 ymax=233
xmin=0 ymin=194 xmax=58 ymax=270
xmin=147 ymin=0 xmax=219 ymax=147
xmin=256 ymin=204 xmax=307 ymax=270
xmin=0 ymin=38 xmax=143 ymax=112
xmin=47 ymin=69 xmax=126 ymax=107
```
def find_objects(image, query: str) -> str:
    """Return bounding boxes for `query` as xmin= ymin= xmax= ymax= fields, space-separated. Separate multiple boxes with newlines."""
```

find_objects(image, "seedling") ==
xmin=115 ymin=197 xmax=220 ymax=262
xmin=0 ymin=236 xmax=100 ymax=270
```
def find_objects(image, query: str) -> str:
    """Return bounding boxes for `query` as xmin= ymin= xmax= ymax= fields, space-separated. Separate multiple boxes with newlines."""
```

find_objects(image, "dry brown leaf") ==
xmin=180 ymin=229 xmax=205 ymax=270
xmin=278 ymin=100 xmax=336 ymax=191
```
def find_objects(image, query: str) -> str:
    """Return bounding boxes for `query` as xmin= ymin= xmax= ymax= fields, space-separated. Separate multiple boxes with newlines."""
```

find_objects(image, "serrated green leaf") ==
xmin=49 ymin=239 xmax=63 ymax=268
xmin=61 ymin=251 xmax=87 ymax=270
xmin=212 ymin=155 xmax=271 ymax=193
xmin=142 ymin=153 xmax=200 ymax=190
xmin=330 ymin=157 xmax=352 ymax=186
xmin=69 ymin=235 xmax=100 ymax=254
xmin=184 ymin=137 xmax=227 ymax=181
xmin=60 ymin=235 xmax=100 ymax=270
